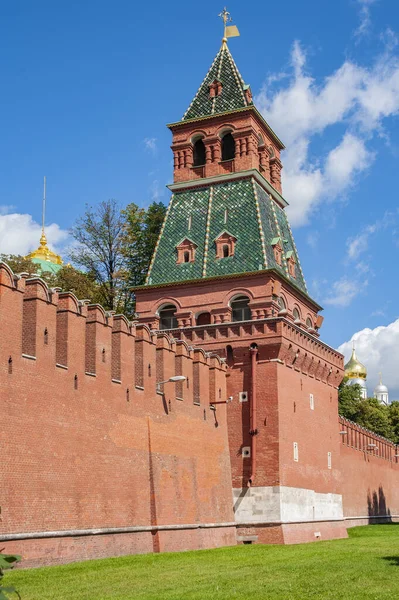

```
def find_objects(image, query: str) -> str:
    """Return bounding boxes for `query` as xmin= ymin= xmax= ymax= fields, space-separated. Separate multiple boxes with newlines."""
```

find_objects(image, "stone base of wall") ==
xmin=1 ymin=525 xmax=237 ymax=568
xmin=237 ymin=520 xmax=348 ymax=545
xmin=233 ymin=486 xmax=344 ymax=524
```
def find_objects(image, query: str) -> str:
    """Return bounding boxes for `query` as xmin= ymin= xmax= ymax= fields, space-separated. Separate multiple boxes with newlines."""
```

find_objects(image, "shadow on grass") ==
xmin=382 ymin=556 xmax=399 ymax=566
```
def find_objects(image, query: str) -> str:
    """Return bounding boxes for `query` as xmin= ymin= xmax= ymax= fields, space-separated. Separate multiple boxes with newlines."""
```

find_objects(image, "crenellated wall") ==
xmin=0 ymin=263 xmax=235 ymax=566
xmin=338 ymin=417 xmax=399 ymax=526
xmin=2 ymin=258 xmax=399 ymax=566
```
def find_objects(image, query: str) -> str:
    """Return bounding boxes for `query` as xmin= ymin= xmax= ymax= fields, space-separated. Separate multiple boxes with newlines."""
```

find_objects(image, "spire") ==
xmin=182 ymin=10 xmax=250 ymax=122
xmin=27 ymin=177 xmax=63 ymax=271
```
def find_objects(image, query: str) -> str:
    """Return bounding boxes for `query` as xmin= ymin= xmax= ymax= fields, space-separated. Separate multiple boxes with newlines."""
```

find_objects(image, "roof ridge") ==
xmin=182 ymin=49 xmax=223 ymax=121
xmin=211 ymin=46 xmax=226 ymax=115
xmin=224 ymin=45 xmax=247 ymax=106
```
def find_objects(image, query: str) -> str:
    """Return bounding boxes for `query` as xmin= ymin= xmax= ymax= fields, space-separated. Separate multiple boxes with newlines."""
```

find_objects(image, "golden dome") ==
xmin=344 ymin=348 xmax=367 ymax=380
xmin=27 ymin=230 xmax=63 ymax=266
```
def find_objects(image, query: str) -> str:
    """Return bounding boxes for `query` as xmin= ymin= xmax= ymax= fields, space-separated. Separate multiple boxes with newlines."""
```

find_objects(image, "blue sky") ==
xmin=1 ymin=0 xmax=399 ymax=395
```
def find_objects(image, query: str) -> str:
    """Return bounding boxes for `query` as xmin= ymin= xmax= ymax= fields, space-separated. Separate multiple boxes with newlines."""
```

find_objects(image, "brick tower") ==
xmin=135 ymin=27 xmax=347 ymax=544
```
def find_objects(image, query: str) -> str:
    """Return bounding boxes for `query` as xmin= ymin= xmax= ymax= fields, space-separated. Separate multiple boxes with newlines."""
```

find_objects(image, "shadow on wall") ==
xmin=367 ymin=486 xmax=391 ymax=523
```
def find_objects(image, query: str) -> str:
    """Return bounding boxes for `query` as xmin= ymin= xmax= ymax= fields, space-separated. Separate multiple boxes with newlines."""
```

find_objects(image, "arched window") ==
xmin=196 ymin=312 xmax=211 ymax=326
xmin=306 ymin=317 xmax=313 ymax=329
xmin=278 ymin=296 xmax=286 ymax=311
xmin=293 ymin=308 xmax=301 ymax=322
xmin=231 ymin=295 xmax=251 ymax=322
xmin=223 ymin=244 xmax=229 ymax=258
xmin=193 ymin=139 xmax=206 ymax=166
xmin=159 ymin=304 xmax=178 ymax=330
xmin=226 ymin=345 xmax=234 ymax=366
xmin=221 ymin=133 xmax=235 ymax=161
xmin=183 ymin=251 xmax=190 ymax=263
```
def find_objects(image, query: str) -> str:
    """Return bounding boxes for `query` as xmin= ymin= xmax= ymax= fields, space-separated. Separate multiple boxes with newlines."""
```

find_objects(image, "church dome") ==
xmin=344 ymin=348 xmax=367 ymax=380
xmin=347 ymin=377 xmax=367 ymax=390
xmin=374 ymin=383 xmax=388 ymax=394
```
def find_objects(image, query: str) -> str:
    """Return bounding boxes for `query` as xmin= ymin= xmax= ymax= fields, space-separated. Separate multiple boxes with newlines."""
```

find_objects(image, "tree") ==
xmin=0 ymin=255 xmax=101 ymax=304
xmin=121 ymin=201 xmax=166 ymax=287
xmin=356 ymin=397 xmax=394 ymax=440
xmin=70 ymin=199 xmax=129 ymax=314
xmin=338 ymin=377 xmax=363 ymax=421
xmin=338 ymin=379 xmax=395 ymax=442
xmin=388 ymin=401 xmax=399 ymax=444
xmin=0 ymin=254 xmax=37 ymax=276
xmin=70 ymin=199 xmax=166 ymax=316
xmin=52 ymin=266 xmax=100 ymax=303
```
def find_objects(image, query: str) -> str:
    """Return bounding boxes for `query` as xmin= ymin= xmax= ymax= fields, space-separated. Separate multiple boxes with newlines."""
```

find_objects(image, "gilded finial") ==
xmin=219 ymin=7 xmax=240 ymax=47
xmin=26 ymin=177 xmax=63 ymax=267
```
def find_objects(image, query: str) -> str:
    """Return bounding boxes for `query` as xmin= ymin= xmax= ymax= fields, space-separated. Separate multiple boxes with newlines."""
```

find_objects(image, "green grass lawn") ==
xmin=5 ymin=525 xmax=399 ymax=599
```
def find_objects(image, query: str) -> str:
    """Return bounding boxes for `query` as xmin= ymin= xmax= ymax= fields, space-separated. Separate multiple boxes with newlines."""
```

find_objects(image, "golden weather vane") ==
xmin=219 ymin=7 xmax=240 ymax=46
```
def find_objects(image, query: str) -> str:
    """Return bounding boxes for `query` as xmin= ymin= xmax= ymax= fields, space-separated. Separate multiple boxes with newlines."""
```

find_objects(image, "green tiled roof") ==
xmin=146 ymin=176 xmax=307 ymax=294
xmin=182 ymin=44 xmax=250 ymax=121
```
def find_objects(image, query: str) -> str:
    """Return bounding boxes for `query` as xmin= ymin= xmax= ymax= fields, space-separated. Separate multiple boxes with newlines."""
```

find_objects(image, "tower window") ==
xmin=193 ymin=139 xmax=206 ymax=167
xmin=278 ymin=296 xmax=286 ymax=312
xmin=221 ymin=133 xmax=235 ymax=161
xmin=196 ymin=312 xmax=211 ymax=326
xmin=215 ymin=231 xmax=237 ymax=259
xmin=159 ymin=304 xmax=178 ymax=330
xmin=176 ymin=237 xmax=197 ymax=264
xmin=293 ymin=308 xmax=301 ymax=322
xmin=231 ymin=295 xmax=251 ymax=322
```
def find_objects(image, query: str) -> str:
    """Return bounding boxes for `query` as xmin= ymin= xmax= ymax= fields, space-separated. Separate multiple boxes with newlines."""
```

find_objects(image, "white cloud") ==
xmin=355 ymin=0 xmax=378 ymax=40
xmin=144 ymin=137 xmax=158 ymax=154
xmin=338 ymin=318 xmax=399 ymax=399
xmin=347 ymin=224 xmax=378 ymax=260
xmin=324 ymin=276 xmax=367 ymax=307
xmin=149 ymin=179 xmax=163 ymax=201
xmin=306 ymin=231 xmax=319 ymax=248
xmin=255 ymin=36 xmax=399 ymax=226
xmin=346 ymin=211 xmax=397 ymax=260
xmin=0 ymin=208 xmax=69 ymax=256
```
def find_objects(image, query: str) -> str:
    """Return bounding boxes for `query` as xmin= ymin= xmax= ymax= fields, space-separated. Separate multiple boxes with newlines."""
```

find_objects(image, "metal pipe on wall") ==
xmin=248 ymin=344 xmax=258 ymax=486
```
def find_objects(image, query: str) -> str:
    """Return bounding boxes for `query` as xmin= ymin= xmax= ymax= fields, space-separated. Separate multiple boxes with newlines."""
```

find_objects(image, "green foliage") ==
xmin=70 ymin=199 xmax=128 ymax=313
xmin=388 ymin=401 xmax=399 ymax=444
xmin=0 ymin=254 xmax=37 ymax=276
xmin=0 ymin=255 xmax=101 ymax=306
xmin=338 ymin=378 xmax=397 ymax=442
xmin=6 ymin=526 xmax=399 ymax=599
xmin=338 ymin=377 xmax=363 ymax=421
xmin=0 ymin=553 xmax=20 ymax=599
xmin=0 ymin=199 xmax=166 ymax=321
xmin=121 ymin=201 xmax=167 ymax=288
xmin=356 ymin=397 xmax=394 ymax=441
xmin=70 ymin=199 xmax=166 ymax=317
xmin=51 ymin=266 xmax=100 ymax=304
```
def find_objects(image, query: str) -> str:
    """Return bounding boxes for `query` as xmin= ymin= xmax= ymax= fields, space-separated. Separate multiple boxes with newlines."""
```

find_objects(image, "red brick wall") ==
xmin=338 ymin=417 xmax=399 ymax=524
xmin=277 ymin=363 xmax=341 ymax=495
xmin=136 ymin=271 xmax=320 ymax=332
xmin=0 ymin=263 xmax=235 ymax=566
